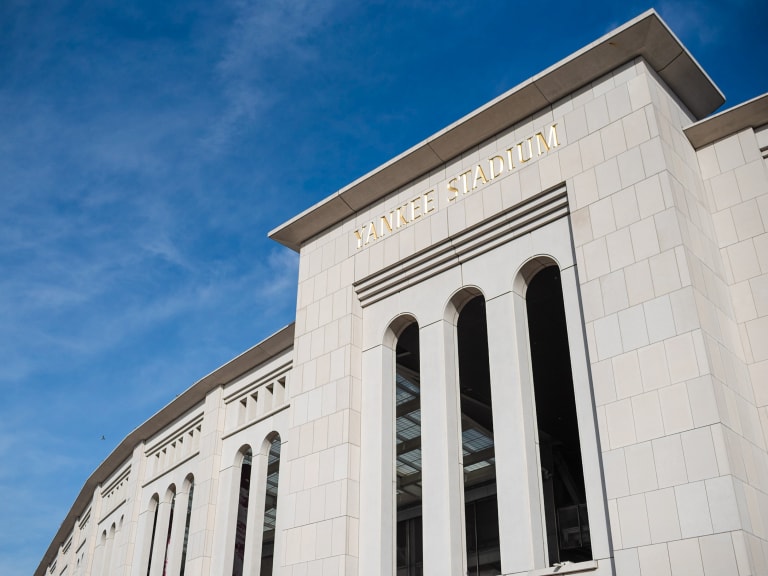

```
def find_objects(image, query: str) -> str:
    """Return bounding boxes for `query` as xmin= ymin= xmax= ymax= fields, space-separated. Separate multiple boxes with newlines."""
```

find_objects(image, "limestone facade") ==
xmin=37 ymin=10 xmax=768 ymax=576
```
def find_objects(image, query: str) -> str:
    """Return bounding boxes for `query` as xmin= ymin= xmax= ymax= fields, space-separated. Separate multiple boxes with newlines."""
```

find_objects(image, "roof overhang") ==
xmin=269 ymin=9 xmax=725 ymax=252
xmin=685 ymin=92 xmax=768 ymax=149
xmin=35 ymin=324 xmax=295 ymax=576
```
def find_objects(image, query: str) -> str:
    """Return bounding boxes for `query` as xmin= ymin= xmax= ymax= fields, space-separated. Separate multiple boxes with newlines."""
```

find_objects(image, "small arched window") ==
xmin=161 ymin=486 xmax=177 ymax=575
xmin=232 ymin=448 xmax=252 ymax=576
xmin=145 ymin=495 xmax=160 ymax=576
xmin=260 ymin=436 xmax=281 ymax=576
xmin=179 ymin=476 xmax=194 ymax=576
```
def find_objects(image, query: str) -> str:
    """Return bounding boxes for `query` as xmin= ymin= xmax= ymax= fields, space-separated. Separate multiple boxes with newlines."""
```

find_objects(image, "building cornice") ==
xmin=35 ymin=323 xmax=295 ymax=576
xmin=268 ymin=9 xmax=724 ymax=252
xmin=684 ymin=92 xmax=768 ymax=149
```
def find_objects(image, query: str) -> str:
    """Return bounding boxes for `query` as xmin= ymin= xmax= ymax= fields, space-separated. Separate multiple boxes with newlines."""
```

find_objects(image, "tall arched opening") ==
xmin=179 ymin=475 xmax=194 ymax=576
xmin=456 ymin=294 xmax=501 ymax=576
xmin=526 ymin=265 xmax=591 ymax=564
xmin=232 ymin=447 xmax=253 ymax=576
xmin=259 ymin=435 xmax=281 ymax=576
xmin=161 ymin=485 xmax=177 ymax=575
xmin=394 ymin=321 xmax=422 ymax=576
xmin=143 ymin=494 xmax=160 ymax=576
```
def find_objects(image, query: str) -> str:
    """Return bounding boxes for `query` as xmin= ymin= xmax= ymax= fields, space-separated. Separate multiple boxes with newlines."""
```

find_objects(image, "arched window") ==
xmin=232 ymin=448 xmax=252 ymax=576
xmin=179 ymin=476 xmax=194 ymax=576
xmin=394 ymin=322 xmax=422 ymax=576
xmin=161 ymin=486 xmax=177 ymax=575
xmin=260 ymin=436 xmax=281 ymax=576
xmin=526 ymin=266 xmax=591 ymax=564
xmin=457 ymin=295 xmax=501 ymax=575
xmin=144 ymin=495 xmax=160 ymax=576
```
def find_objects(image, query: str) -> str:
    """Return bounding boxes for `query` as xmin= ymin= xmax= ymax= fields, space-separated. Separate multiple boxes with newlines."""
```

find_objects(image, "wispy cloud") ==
xmin=5 ymin=2 xmax=764 ymax=575
xmin=204 ymin=0 xmax=341 ymax=150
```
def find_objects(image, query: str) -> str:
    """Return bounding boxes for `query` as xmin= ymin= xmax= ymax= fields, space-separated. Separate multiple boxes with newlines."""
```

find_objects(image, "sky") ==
xmin=1 ymin=0 xmax=766 ymax=574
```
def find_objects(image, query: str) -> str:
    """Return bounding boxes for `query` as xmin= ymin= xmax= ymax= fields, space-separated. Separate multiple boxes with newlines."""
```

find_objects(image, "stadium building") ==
xmin=37 ymin=10 xmax=768 ymax=576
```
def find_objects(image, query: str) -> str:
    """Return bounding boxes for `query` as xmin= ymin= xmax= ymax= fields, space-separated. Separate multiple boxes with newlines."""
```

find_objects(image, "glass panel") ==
xmin=232 ymin=451 xmax=252 ymax=576
xmin=465 ymin=495 xmax=500 ymax=576
xmin=146 ymin=500 xmax=159 ymax=576
xmin=179 ymin=482 xmax=194 ymax=576
xmin=395 ymin=323 xmax=423 ymax=576
xmin=457 ymin=296 xmax=501 ymax=576
xmin=260 ymin=438 xmax=281 ymax=576
xmin=396 ymin=515 xmax=423 ymax=576
xmin=162 ymin=494 xmax=175 ymax=576
xmin=526 ymin=266 xmax=592 ymax=565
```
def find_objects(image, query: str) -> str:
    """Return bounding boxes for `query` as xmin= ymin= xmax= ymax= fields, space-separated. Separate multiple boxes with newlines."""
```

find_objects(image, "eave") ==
xmin=269 ymin=9 xmax=724 ymax=252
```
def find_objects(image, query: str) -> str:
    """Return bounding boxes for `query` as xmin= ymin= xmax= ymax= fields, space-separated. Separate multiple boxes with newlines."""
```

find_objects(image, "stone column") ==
xmin=419 ymin=318 xmax=465 ymax=575
xmin=485 ymin=290 xmax=543 ymax=573
xmin=559 ymin=263 xmax=611 ymax=560
xmin=91 ymin=533 xmax=105 ymax=576
xmin=210 ymin=462 xmax=239 ymax=574
xmin=133 ymin=501 xmax=156 ymax=576
xmin=103 ymin=526 xmax=115 ymax=576
xmin=164 ymin=486 xmax=190 ymax=575
xmin=245 ymin=444 xmax=269 ymax=576
xmin=359 ymin=341 xmax=394 ymax=575
xmin=149 ymin=494 xmax=173 ymax=576
xmin=83 ymin=487 xmax=102 ymax=576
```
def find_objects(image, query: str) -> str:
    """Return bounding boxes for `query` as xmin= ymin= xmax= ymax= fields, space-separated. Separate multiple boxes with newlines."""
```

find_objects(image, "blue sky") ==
xmin=1 ymin=1 xmax=766 ymax=574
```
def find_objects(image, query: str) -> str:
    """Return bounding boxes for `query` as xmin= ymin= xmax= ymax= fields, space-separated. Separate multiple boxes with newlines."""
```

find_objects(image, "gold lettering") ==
xmin=489 ymin=155 xmax=505 ymax=179
xmin=410 ymin=196 xmax=422 ymax=220
xmin=396 ymin=206 xmax=408 ymax=228
xmin=535 ymin=131 xmax=550 ymax=156
xmin=506 ymin=148 xmax=516 ymax=171
xmin=473 ymin=165 xmax=488 ymax=189
xmin=379 ymin=213 xmax=393 ymax=236
xmin=447 ymin=178 xmax=459 ymax=202
xmin=547 ymin=123 xmax=560 ymax=148
xmin=517 ymin=139 xmax=533 ymax=163
xmin=424 ymin=189 xmax=436 ymax=214
xmin=365 ymin=221 xmax=378 ymax=244
xmin=460 ymin=170 xmax=472 ymax=195
xmin=351 ymin=125 xmax=562 ymax=251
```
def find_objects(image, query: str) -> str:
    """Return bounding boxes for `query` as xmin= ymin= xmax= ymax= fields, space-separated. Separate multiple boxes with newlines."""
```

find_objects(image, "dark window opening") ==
xmin=179 ymin=481 xmax=194 ymax=576
xmin=395 ymin=323 xmax=423 ymax=576
xmin=396 ymin=514 xmax=423 ymax=576
xmin=526 ymin=266 xmax=592 ymax=565
xmin=458 ymin=296 xmax=501 ymax=576
xmin=260 ymin=437 xmax=281 ymax=576
xmin=162 ymin=493 xmax=175 ymax=576
xmin=232 ymin=450 xmax=252 ymax=576
xmin=146 ymin=499 xmax=159 ymax=576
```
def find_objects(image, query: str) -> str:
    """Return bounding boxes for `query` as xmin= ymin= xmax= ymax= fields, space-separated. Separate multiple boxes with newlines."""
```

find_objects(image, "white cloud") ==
xmin=204 ymin=0 xmax=342 ymax=150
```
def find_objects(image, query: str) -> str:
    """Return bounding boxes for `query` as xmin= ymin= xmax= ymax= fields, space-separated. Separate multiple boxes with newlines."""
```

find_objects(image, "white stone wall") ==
xmin=210 ymin=354 xmax=291 ymax=574
xmin=694 ymin=122 xmax=768 ymax=574
xmin=48 ymin=504 xmax=94 ymax=576
xmin=284 ymin=58 xmax=636 ymax=575
xmin=40 ymin=54 xmax=768 ymax=576
xmin=42 ymin=348 xmax=293 ymax=576
xmin=571 ymin=60 xmax=768 ymax=575
xmin=570 ymin=60 xmax=753 ymax=575
xmin=287 ymin=216 xmax=362 ymax=575
xmin=284 ymin=57 xmax=768 ymax=576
